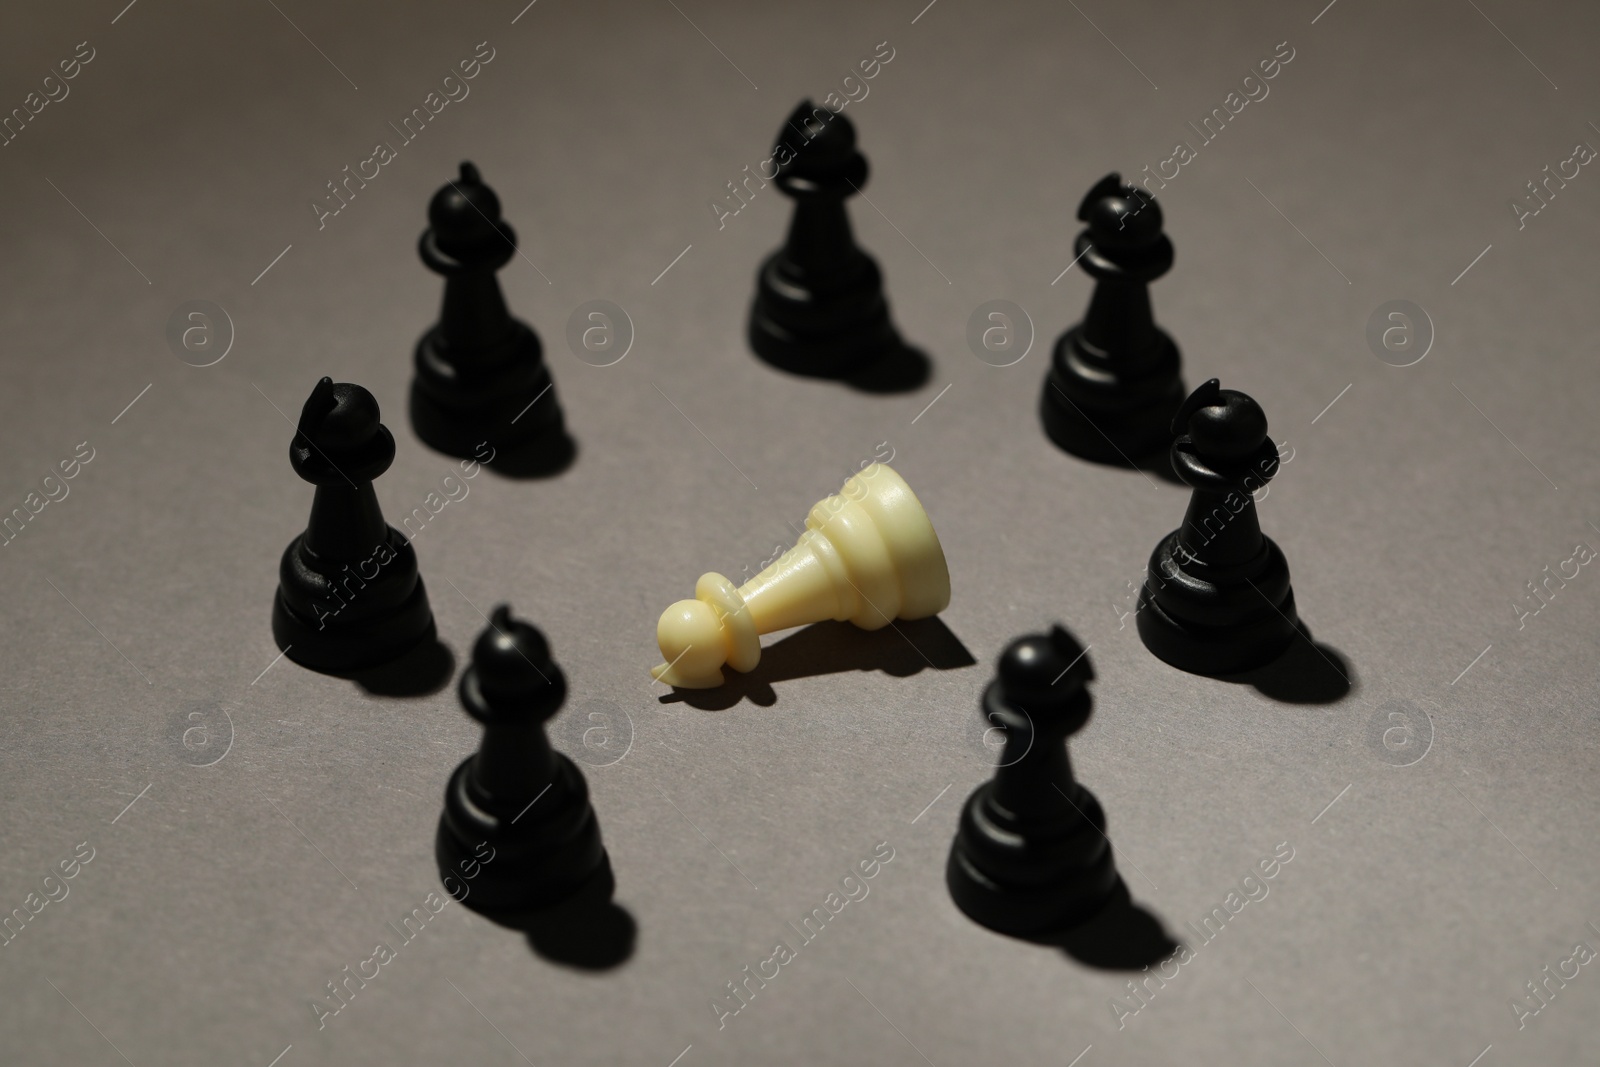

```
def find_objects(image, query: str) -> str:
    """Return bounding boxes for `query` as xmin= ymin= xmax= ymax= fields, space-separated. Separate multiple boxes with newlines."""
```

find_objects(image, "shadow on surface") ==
xmin=1224 ymin=628 xmax=1353 ymax=705
xmin=659 ymin=616 xmax=977 ymax=711
xmin=522 ymin=867 xmax=636 ymax=971
xmin=484 ymin=430 xmax=578 ymax=479
xmin=1129 ymin=446 xmax=1185 ymax=486
xmin=844 ymin=341 xmax=932 ymax=395
xmin=1040 ymin=434 xmax=1183 ymax=485
xmin=350 ymin=636 xmax=456 ymax=697
xmin=1043 ymin=877 xmax=1179 ymax=970
xmin=479 ymin=859 xmax=637 ymax=971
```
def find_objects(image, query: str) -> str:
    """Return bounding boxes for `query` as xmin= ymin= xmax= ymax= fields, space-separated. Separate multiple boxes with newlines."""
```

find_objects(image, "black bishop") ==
xmin=1040 ymin=173 xmax=1185 ymax=463
xmin=947 ymin=627 xmax=1120 ymax=936
xmin=411 ymin=162 xmax=571 ymax=470
xmin=748 ymin=101 xmax=903 ymax=380
xmin=1137 ymin=379 xmax=1300 ymax=675
xmin=272 ymin=377 xmax=435 ymax=673
xmin=437 ymin=606 xmax=610 ymax=914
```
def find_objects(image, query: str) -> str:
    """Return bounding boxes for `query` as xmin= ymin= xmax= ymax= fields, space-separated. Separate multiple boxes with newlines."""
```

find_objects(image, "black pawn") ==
xmin=748 ymin=101 xmax=900 ymax=379
xmin=1137 ymin=379 xmax=1300 ymax=675
xmin=272 ymin=378 xmax=435 ymax=672
xmin=947 ymin=627 xmax=1118 ymax=936
xmin=1040 ymin=173 xmax=1184 ymax=462
xmin=410 ymin=162 xmax=570 ymax=466
xmin=437 ymin=606 xmax=608 ymax=915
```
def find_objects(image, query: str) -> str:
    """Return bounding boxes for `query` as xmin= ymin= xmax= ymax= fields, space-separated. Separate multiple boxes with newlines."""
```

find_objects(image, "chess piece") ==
xmin=947 ymin=627 xmax=1118 ymax=936
xmin=272 ymin=377 xmax=435 ymax=673
xmin=437 ymin=606 xmax=610 ymax=914
xmin=1040 ymin=173 xmax=1184 ymax=463
xmin=410 ymin=161 xmax=570 ymax=466
xmin=1137 ymin=379 xmax=1300 ymax=675
xmin=747 ymin=101 xmax=901 ymax=379
xmin=651 ymin=463 xmax=949 ymax=688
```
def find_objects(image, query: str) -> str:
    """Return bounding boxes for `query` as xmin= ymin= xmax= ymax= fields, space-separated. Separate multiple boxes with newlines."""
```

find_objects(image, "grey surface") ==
xmin=2 ymin=0 xmax=1599 ymax=1064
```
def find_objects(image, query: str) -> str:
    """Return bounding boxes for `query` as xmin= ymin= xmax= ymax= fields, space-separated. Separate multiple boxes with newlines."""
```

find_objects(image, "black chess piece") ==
xmin=1137 ymin=379 xmax=1300 ymax=675
xmin=1040 ymin=173 xmax=1184 ymax=463
xmin=272 ymin=377 xmax=435 ymax=673
xmin=437 ymin=606 xmax=610 ymax=915
xmin=410 ymin=162 xmax=571 ymax=468
xmin=748 ymin=101 xmax=901 ymax=379
xmin=947 ymin=627 xmax=1118 ymax=937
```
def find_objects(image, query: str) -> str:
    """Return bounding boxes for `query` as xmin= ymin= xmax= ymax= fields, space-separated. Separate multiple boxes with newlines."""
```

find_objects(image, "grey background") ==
xmin=1 ymin=0 xmax=1598 ymax=1064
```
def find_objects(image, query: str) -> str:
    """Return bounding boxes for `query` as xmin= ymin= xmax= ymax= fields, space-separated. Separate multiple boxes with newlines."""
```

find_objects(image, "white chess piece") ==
xmin=651 ymin=464 xmax=951 ymax=688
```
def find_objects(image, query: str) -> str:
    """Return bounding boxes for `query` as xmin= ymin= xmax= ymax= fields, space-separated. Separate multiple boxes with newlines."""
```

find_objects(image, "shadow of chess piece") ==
xmin=410 ymin=162 xmax=572 ymax=471
xmin=437 ymin=606 xmax=611 ymax=916
xmin=748 ymin=100 xmax=904 ymax=381
xmin=519 ymin=859 xmax=637 ymax=971
xmin=271 ymin=377 xmax=436 ymax=673
xmin=1040 ymin=173 xmax=1184 ymax=464
xmin=1228 ymin=627 xmax=1351 ymax=705
xmin=657 ymin=616 xmax=977 ymax=712
xmin=1137 ymin=379 xmax=1301 ymax=676
xmin=349 ymin=637 xmax=456 ymax=698
xmin=947 ymin=627 xmax=1119 ymax=936
xmin=1049 ymin=875 xmax=1177 ymax=970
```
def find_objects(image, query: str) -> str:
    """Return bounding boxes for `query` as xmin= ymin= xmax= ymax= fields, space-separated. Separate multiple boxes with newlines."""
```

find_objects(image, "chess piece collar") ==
xmin=1169 ymin=378 xmax=1279 ymax=488
xmin=420 ymin=161 xmax=517 ymax=274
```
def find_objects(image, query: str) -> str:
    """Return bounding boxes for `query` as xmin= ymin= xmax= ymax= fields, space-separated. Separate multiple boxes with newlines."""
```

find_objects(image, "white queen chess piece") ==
xmin=651 ymin=463 xmax=951 ymax=688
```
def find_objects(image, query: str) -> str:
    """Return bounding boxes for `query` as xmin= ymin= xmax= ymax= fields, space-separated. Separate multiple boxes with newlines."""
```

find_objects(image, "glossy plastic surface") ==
xmin=651 ymin=463 xmax=950 ymax=687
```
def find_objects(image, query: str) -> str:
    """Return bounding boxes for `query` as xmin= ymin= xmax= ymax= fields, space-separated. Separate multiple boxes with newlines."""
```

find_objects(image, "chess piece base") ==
xmin=1136 ymin=532 xmax=1300 ymax=676
xmin=946 ymin=784 xmax=1118 ymax=936
xmin=410 ymin=321 xmax=566 ymax=459
xmin=1040 ymin=327 xmax=1184 ymax=463
xmin=272 ymin=578 xmax=435 ymax=673
xmin=436 ymin=752 xmax=606 ymax=915
xmin=748 ymin=252 xmax=898 ymax=379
